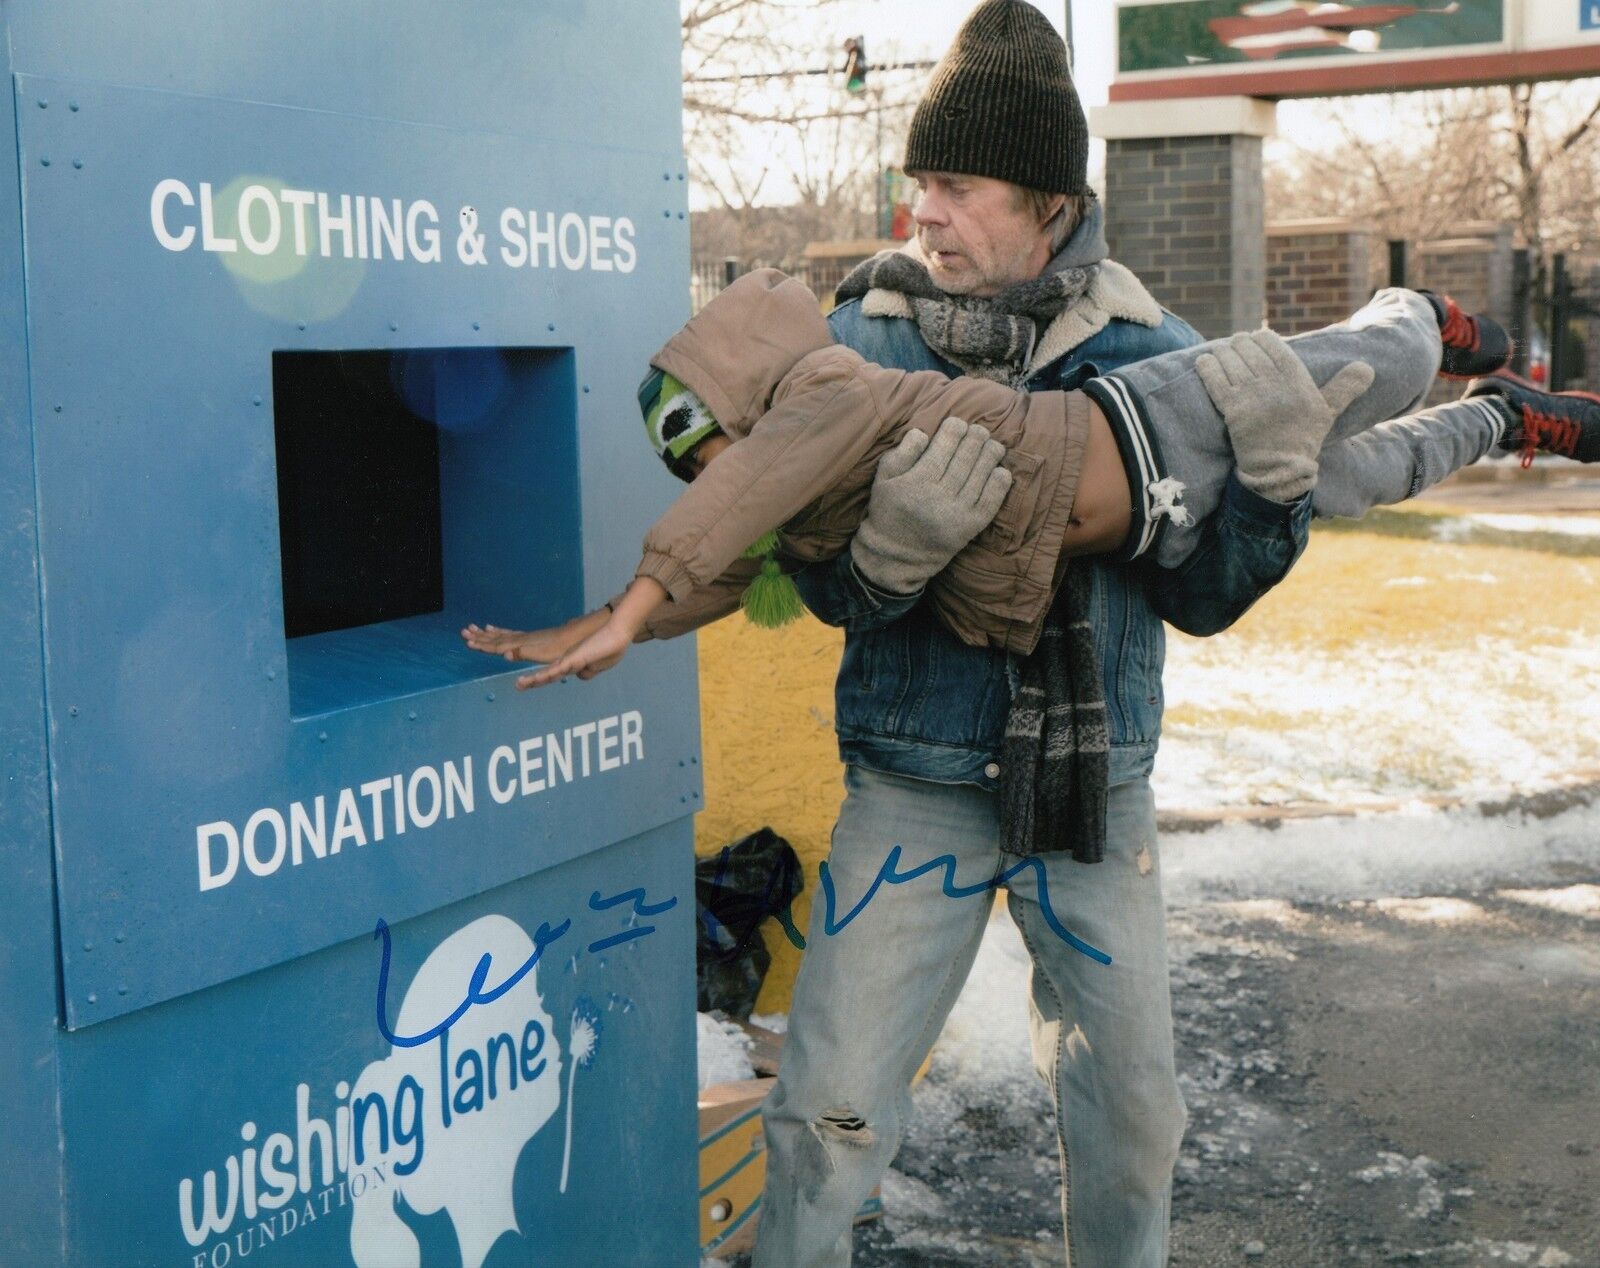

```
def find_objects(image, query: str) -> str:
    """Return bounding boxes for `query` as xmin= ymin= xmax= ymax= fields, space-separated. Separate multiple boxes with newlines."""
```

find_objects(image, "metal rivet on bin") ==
xmin=408 ymin=711 xmax=417 ymax=721
xmin=297 ymin=321 xmax=307 ymax=331
xmin=266 ymin=669 xmax=276 ymax=680
xmin=663 ymin=210 xmax=670 ymax=218
xmin=37 ymin=99 xmax=47 ymax=109
xmin=582 ymin=385 xmax=590 ymax=394
xmin=68 ymin=705 xmax=79 ymax=716
xmin=486 ymin=692 xmax=496 ymax=702
xmin=39 ymin=156 xmax=50 ymax=166
xmin=389 ymin=321 xmax=399 ymax=332
xmin=83 ymin=942 xmax=93 ymax=952
xmin=117 ymin=985 xmax=128 ymax=996
xmin=113 ymin=933 xmax=125 ymax=944
xmin=86 ymin=993 xmax=97 ymax=1004
xmin=53 ymin=404 xmax=62 ymax=413
xmin=69 ymin=102 xmax=79 ymax=112
xmin=318 ymin=731 xmax=329 ymax=743
xmin=72 ymin=159 xmax=83 ymax=170
xmin=253 ymin=395 xmax=263 ymax=406
xmin=547 ymin=323 xmax=556 ymax=332
xmin=472 ymin=321 xmax=481 ymax=331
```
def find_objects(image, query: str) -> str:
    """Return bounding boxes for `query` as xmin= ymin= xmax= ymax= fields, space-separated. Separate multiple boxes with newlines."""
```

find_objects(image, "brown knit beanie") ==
xmin=905 ymin=0 xmax=1089 ymax=195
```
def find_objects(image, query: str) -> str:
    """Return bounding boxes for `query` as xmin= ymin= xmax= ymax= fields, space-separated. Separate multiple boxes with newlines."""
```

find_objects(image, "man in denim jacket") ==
xmin=751 ymin=5 xmax=1310 ymax=1266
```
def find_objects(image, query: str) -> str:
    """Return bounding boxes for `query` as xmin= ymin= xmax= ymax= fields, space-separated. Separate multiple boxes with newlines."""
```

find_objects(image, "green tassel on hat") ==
xmin=738 ymin=530 xmax=805 ymax=629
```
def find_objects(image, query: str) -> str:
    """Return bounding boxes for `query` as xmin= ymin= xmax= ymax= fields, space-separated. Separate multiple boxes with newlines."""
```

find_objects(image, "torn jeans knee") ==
xmin=812 ymin=1107 xmax=875 ymax=1147
xmin=797 ymin=1107 xmax=876 ymax=1202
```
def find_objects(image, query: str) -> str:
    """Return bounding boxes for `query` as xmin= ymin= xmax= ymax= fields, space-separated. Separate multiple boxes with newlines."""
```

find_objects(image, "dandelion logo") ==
xmin=559 ymin=996 xmax=604 ymax=1194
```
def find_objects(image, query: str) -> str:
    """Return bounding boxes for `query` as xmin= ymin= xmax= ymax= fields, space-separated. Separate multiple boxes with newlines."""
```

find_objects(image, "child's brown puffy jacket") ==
xmin=626 ymin=268 xmax=1092 ymax=657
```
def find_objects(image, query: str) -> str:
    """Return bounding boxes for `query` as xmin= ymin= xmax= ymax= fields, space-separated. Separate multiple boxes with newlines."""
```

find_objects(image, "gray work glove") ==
xmin=850 ymin=416 xmax=1013 ymax=596
xmin=1196 ymin=328 xmax=1375 ymax=503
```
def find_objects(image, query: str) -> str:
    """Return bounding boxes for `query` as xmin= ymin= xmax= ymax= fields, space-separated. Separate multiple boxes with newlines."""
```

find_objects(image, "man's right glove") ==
xmin=850 ymin=416 xmax=1013 ymax=596
xmin=1196 ymin=328 xmax=1374 ymax=504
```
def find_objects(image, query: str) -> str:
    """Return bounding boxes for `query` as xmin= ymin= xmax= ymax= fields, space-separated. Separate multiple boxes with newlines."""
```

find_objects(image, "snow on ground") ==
xmin=1154 ymin=632 xmax=1600 ymax=811
xmin=1161 ymin=798 xmax=1600 ymax=907
xmin=1474 ymin=513 xmax=1600 ymax=538
xmin=925 ymin=797 xmax=1600 ymax=1106
xmin=697 ymin=1012 xmax=755 ymax=1090
xmin=1498 ymin=882 xmax=1600 ymax=918
xmin=1444 ymin=512 xmax=1600 ymax=539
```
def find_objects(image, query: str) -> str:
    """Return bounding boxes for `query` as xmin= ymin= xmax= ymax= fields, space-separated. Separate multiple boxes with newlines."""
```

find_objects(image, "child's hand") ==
xmin=465 ymin=577 xmax=667 ymax=690
xmin=461 ymin=609 xmax=608 ymax=665
xmin=515 ymin=620 xmax=633 ymax=689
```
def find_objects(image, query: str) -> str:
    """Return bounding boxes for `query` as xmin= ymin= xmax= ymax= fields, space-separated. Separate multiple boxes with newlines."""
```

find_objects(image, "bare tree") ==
xmin=1267 ymin=80 xmax=1600 ymax=290
xmin=681 ymin=0 xmax=925 ymax=265
xmin=1501 ymin=82 xmax=1600 ymax=269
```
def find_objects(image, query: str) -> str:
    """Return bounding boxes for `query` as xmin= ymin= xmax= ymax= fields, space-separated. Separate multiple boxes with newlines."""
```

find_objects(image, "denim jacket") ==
xmin=793 ymin=296 xmax=1312 ymax=790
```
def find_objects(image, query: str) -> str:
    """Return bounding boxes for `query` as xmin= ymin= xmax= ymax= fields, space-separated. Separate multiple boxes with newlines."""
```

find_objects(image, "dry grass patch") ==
xmin=693 ymin=509 xmax=1600 ymax=1003
xmin=1214 ymin=513 xmax=1600 ymax=654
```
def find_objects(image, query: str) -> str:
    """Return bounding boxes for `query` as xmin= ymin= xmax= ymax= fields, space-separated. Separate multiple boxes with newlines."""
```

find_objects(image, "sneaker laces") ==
xmin=1518 ymin=404 xmax=1579 ymax=468
xmin=1437 ymin=299 xmax=1479 ymax=352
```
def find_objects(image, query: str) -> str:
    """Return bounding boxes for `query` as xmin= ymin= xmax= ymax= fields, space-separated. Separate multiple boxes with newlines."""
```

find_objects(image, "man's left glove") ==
xmin=1197 ymin=328 xmax=1374 ymax=504
xmin=850 ymin=416 xmax=1013 ymax=596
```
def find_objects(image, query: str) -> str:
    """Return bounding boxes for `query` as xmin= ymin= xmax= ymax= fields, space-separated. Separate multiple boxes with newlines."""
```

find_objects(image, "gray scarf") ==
xmin=836 ymin=197 xmax=1108 ymax=384
xmin=999 ymin=569 xmax=1108 ymax=864
xmin=840 ymin=201 xmax=1113 ymax=863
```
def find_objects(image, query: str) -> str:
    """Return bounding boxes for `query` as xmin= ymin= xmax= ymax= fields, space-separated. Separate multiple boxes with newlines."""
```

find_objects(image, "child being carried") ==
xmin=464 ymin=269 xmax=1598 ymax=686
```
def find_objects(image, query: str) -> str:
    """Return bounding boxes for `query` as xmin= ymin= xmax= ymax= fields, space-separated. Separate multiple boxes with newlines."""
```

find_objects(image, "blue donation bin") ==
xmin=0 ymin=3 xmax=703 ymax=1264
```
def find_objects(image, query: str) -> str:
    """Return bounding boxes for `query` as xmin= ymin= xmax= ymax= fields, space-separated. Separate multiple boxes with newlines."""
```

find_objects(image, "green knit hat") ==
xmin=905 ymin=0 xmax=1089 ymax=195
xmin=640 ymin=367 xmax=721 ymax=468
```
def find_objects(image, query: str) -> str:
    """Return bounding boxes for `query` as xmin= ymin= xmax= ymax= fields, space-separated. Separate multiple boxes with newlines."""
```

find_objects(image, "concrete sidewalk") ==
xmin=1416 ymin=459 xmax=1600 ymax=515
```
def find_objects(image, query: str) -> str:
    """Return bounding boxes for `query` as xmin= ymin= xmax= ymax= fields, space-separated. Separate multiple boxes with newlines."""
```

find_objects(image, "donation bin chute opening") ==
xmin=271 ymin=345 xmax=584 ymax=718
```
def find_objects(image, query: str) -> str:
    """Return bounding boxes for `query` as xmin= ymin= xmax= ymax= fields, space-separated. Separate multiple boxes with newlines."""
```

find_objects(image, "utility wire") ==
xmin=688 ymin=59 xmax=937 ymax=84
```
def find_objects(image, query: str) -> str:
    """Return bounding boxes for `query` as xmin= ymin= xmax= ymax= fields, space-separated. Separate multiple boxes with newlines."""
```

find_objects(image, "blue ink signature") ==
xmin=373 ymin=914 xmax=572 ymax=1049
xmin=377 ymin=847 xmax=1107 ymax=1044
xmin=700 ymin=843 xmax=1109 ymax=965
xmin=586 ymin=887 xmax=679 ymax=952
xmin=813 ymin=847 xmax=1110 ymax=965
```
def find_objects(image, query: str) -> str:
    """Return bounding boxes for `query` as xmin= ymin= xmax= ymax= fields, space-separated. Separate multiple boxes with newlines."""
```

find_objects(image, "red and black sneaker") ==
xmin=1421 ymin=291 xmax=1513 ymax=379
xmin=1465 ymin=370 xmax=1600 ymax=468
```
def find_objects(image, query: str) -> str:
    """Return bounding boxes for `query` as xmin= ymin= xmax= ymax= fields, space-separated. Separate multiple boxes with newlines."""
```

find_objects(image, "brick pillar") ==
xmin=1412 ymin=223 xmax=1515 ymax=403
xmin=1092 ymin=98 xmax=1275 ymax=340
xmin=1412 ymin=223 xmax=1514 ymax=321
xmin=1266 ymin=219 xmax=1376 ymax=334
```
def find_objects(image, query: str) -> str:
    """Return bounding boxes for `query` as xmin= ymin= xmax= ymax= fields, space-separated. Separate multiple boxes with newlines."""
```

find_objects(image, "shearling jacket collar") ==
xmin=856 ymin=231 xmax=1165 ymax=379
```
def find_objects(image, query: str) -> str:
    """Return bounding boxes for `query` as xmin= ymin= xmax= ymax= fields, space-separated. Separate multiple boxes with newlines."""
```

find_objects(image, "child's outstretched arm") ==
xmin=462 ymin=607 xmax=613 ymax=665
xmin=467 ymin=576 xmax=671 ymax=690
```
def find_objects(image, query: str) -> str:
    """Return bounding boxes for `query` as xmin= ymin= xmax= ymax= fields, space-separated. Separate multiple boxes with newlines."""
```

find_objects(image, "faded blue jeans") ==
xmin=753 ymin=766 xmax=1185 ymax=1268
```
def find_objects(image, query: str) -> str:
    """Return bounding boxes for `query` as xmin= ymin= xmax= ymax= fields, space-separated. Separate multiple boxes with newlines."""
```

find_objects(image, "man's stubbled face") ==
xmin=910 ymin=171 xmax=1054 ymax=298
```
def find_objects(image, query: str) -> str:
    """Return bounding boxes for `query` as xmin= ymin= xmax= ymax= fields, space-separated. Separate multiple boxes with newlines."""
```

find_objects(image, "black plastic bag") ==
xmin=695 ymin=827 xmax=804 ymax=1019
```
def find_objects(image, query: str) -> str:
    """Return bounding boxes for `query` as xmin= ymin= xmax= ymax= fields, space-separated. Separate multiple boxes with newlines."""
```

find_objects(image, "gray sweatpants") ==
xmin=1102 ymin=288 xmax=1506 ymax=569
